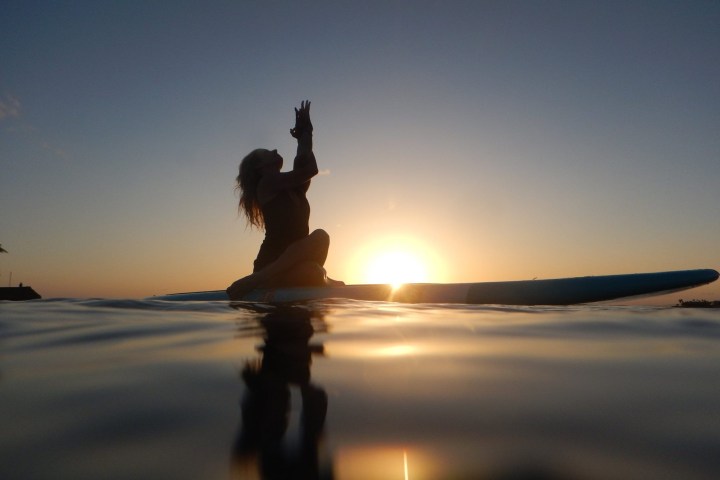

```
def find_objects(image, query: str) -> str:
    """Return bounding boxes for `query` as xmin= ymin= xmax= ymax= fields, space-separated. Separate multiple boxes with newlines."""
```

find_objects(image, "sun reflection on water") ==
xmin=334 ymin=446 xmax=436 ymax=480
xmin=374 ymin=344 xmax=417 ymax=357
xmin=404 ymin=449 xmax=409 ymax=480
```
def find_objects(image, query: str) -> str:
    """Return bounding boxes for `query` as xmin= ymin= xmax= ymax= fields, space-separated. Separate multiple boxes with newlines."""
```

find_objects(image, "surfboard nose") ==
xmin=705 ymin=269 xmax=720 ymax=282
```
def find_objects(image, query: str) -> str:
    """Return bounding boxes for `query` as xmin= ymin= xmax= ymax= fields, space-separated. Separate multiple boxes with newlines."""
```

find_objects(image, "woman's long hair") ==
xmin=236 ymin=149 xmax=265 ymax=229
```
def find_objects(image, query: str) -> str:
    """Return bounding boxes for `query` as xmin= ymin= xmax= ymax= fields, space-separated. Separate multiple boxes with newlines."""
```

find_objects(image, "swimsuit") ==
xmin=253 ymin=188 xmax=310 ymax=272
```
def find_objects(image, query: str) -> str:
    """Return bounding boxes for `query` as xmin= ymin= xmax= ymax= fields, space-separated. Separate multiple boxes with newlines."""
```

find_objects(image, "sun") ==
xmin=348 ymin=234 xmax=445 ymax=287
xmin=364 ymin=250 xmax=430 ymax=287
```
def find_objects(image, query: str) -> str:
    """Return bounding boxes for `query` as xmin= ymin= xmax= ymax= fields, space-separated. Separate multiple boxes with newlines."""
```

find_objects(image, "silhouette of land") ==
xmin=0 ymin=286 xmax=41 ymax=301
xmin=676 ymin=299 xmax=720 ymax=308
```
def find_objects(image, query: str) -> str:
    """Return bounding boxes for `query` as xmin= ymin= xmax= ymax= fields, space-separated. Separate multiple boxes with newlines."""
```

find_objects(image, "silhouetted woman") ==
xmin=227 ymin=101 xmax=342 ymax=300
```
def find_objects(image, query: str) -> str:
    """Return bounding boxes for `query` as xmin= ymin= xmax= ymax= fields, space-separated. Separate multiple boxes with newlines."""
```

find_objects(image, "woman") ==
xmin=227 ymin=100 xmax=342 ymax=300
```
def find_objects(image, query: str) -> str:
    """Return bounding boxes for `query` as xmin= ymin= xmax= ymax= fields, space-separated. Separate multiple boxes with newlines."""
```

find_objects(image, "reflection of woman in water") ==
xmin=232 ymin=307 xmax=329 ymax=479
xmin=227 ymin=101 xmax=342 ymax=300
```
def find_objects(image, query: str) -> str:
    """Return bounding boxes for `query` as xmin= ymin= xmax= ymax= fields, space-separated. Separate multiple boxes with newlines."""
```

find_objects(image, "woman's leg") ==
xmin=227 ymin=230 xmax=334 ymax=299
xmin=257 ymin=229 xmax=329 ymax=280
xmin=264 ymin=261 xmax=327 ymax=288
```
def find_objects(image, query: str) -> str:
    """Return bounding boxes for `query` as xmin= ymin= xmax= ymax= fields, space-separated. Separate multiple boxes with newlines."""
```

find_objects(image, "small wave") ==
xmin=18 ymin=297 xmax=238 ymax=314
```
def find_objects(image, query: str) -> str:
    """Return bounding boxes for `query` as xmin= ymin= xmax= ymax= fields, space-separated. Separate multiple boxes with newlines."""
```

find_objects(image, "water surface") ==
xmin=1 ymin=299 xmax=719 ymax=479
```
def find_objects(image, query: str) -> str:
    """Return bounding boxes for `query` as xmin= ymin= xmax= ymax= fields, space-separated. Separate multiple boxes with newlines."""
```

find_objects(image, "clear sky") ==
xmin=1 ymin=1 xmax=718 ymax=301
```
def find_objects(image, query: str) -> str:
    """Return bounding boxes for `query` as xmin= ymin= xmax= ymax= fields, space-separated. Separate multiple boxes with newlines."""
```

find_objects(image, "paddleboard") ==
xmin=153 ymin=269 xmax=718 ymax=305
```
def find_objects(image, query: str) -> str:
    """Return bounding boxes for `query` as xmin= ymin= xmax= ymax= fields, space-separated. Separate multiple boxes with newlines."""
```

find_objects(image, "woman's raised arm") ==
xmin=291 ymin=100 xmax=316 ymax=173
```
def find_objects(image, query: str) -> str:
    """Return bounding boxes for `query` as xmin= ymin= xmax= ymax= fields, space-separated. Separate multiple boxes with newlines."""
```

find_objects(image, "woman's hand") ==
xmin=290 ymin=100 xmax=313 ymax=138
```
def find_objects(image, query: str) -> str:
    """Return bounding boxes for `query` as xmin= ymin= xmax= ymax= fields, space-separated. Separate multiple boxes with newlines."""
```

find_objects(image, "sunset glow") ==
xmin=352 ymin=235 xmax=444 ymax=287
xmin=365 ymin=250 xmax=429 ymax=287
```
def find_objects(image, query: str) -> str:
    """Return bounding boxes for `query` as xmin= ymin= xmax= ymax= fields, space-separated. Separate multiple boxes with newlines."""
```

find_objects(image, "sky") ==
xmin=1 ymin=0 xmax=719 ymax=302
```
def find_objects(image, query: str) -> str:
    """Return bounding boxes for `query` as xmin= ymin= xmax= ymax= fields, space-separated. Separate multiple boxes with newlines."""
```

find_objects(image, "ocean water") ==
xmin=1 ymin=299 xmax=719 ymax=480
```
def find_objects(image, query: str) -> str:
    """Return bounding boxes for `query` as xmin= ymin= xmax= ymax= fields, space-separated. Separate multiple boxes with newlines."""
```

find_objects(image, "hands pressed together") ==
xmin=290 ymin=100 xmax=313 ymax=138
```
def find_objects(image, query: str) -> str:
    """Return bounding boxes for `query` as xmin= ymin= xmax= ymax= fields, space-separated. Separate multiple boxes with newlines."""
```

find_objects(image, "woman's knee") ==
xmin=309 ymin=229 xmax=330 ymax=248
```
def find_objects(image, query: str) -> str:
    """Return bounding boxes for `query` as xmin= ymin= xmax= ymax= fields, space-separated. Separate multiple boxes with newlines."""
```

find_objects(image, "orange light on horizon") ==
xmin=366 ymin=250 xmax=429 ymax=288
xmin=348 ymin=235 xmax=445 ymax=286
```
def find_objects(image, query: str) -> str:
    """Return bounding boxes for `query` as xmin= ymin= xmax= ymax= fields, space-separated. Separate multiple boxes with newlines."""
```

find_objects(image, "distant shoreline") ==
xmin=675 ymin=299 xmax=720 ymax=308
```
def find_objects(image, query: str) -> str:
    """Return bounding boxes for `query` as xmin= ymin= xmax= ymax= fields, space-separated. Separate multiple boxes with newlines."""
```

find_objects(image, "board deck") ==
xmin=153 ymin=269 xmax=719 ymax=305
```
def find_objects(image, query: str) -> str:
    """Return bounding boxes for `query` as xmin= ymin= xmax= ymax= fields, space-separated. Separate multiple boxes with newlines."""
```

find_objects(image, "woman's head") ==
xmin=236 ymin=149 xmax=282 ymax=228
